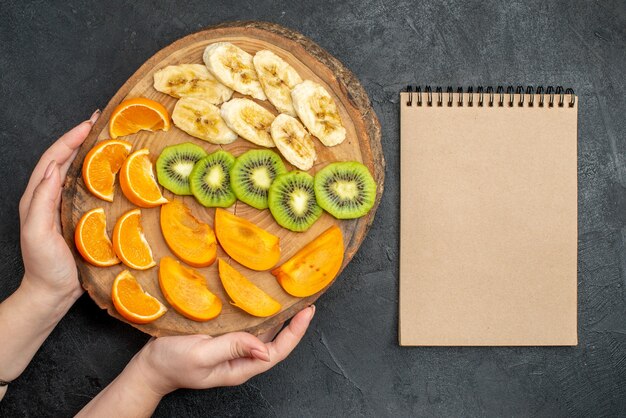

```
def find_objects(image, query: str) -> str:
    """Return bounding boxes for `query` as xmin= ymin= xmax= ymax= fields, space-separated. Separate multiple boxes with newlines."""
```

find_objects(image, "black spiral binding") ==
xmin=405 ymin=86 xmax=576 ymax=107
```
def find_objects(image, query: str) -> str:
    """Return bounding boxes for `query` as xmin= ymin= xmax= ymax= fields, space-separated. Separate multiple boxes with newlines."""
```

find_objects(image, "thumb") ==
xmin=23 ymin=161 xmax=61 ymax=234
xmin=200 ymin=332 xmax=270 ymax=366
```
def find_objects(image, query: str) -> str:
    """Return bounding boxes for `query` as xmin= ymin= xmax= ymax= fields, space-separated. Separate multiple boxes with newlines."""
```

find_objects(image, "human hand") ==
xmin=134 ymin=306 xmax=315 ymax=396
xmin=19 ymin=110 xmax=100 ymax=302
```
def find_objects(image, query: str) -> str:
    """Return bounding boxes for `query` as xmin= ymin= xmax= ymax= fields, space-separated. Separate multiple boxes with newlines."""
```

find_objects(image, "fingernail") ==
xmin=44 ymin=160 xmax=56 ymax=179
xmin=250 ymin=348 xmax=270 ymax=362
xmin=89 ymin=109 xmax=101 ymax=124
xmin=309 ymin=304 xmax=316 ymax=319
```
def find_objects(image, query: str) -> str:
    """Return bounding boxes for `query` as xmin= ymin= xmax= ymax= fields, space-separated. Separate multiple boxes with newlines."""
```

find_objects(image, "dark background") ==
xmin=1 ymin=0 xmax=625 ymax=416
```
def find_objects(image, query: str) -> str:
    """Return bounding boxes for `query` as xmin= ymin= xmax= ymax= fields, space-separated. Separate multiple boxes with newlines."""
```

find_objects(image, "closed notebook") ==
xmin=399 ymin=86 xmax=578 ymax=346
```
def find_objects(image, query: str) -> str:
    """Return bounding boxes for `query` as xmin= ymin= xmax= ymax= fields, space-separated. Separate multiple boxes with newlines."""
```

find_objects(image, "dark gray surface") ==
xmin=1 ymin=0 xmax=625 ymax=416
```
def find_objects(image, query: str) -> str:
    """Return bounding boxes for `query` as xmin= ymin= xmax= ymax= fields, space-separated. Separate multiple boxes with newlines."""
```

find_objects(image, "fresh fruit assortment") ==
xmin=74 ymin=40 xmax=379 ymax=327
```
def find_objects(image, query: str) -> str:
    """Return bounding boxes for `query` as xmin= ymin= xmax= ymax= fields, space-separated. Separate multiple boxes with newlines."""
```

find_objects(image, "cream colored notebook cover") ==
xmin=399 ymin=87 xmax=578 ymax=346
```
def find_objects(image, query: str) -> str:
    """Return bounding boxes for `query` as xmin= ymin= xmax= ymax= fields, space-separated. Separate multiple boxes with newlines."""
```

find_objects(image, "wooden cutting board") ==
xmin=61 ymin=21 xmax=384 ymax=337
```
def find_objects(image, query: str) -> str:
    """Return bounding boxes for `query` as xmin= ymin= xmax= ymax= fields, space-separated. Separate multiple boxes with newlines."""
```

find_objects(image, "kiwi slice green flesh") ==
xmin=189 ymin=150 xmax=236 ymax=208
xmin=268 ymin=171 xmax=323 ymax=232
xmin=314 ymin=162 xmax=376 ymax=219
xmin=231 ymin=149 xmax=287 ymax=210
xmin=156 ymin=142 xmax=207 ymax=195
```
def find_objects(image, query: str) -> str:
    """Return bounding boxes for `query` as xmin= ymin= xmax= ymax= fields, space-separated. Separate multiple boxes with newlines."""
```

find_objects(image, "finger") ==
xmin=22 ymin=161 xmax=62 ymax=237
xmin=266 ymin=305 xmax=314 ymax=363
xmin=19 ymin=111 xmax=99 ymax=223
xmin=199 ymin=332 xmax=270 ymax=366
xmin=226 ymin=306 xmax=315 ymax=375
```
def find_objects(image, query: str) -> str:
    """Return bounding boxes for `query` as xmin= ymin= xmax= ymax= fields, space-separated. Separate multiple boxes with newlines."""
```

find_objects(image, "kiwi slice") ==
xmin=230 ymin=150 xmax=287 ymax=209
xmin=268 ymin=171 xmax=323 ymax=232
xmin=189 ymin=150 xmax=236 ymax=207
xmin=314 ymin=162 xmax=376 ymax=219
xmin=156 ymin=142 xmax=207 ymax=195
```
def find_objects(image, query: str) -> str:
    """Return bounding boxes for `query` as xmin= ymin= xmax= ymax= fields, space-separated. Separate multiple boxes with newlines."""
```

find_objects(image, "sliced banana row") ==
xmin=153 ymin=42 xmax=346 ymax=171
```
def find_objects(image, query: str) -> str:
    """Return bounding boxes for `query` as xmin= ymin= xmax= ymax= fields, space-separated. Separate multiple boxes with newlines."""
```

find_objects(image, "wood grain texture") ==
xmin=61 ymin=21 xmax=384 ymax=337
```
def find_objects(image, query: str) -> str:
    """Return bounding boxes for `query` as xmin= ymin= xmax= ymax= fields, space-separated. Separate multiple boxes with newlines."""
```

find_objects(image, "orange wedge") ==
xmin=109 ymin=97 xmax=170 ymax=139
xmin=159 ymin=256 xmax=222 ymax=321
xmin=82 ymin=139 xmax=132 ymax=202
xmin=75 ymin=208 xmax=120 ymax=267
xmin=112 ymin=208 xmax=156 ymax=270
xmin=112 ymin=270 xmax=167 ymax=324
xmin=119 ymin=149 xmax=168 ymax=208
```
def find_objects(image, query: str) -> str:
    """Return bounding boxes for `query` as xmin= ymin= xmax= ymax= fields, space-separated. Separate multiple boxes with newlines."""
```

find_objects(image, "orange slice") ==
xmin=112 ymin=208 xmax=156 ymax=270
xmin=218 ymin=259 xmax=281 ymax=317
xmin=74 ymin=208 xmax=120 ymax=267
xmin=119 ymin=149 xmax=168 ymax=208
xmin=109 ymin=97 xmax=171 ymax=139
xmin=82 ymin=139 xmax=132 ymax=202
xmin=160 ymin=199 xmax=217 ymax=267
xmin=111 ymin=270 xmax=167 ymax=324
xmin=112 ymin=270 xmax=167 ymax=324
xmin=159 ymin=256 xmax=222 ymax=321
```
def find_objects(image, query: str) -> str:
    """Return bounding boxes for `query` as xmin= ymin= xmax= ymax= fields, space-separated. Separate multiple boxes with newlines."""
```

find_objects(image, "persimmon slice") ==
xmin=218 ymin=259 xmax=281 ymax=317
xmin=158 ymin=256 xmax=222 ymax=321
xmin=112 ymin=270 xmax=167 ymax=324
xmin=214 ymin=208 xmax=280 ymax=271
xmin=272 ymin=225 xmax=344 ymax=297
xmin=160 ymin=199 xmax=217 ymax=267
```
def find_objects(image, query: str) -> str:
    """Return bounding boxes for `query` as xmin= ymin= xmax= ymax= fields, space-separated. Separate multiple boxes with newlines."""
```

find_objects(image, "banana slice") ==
xmin=270 ymin=114 xmax=316 ymax=171
xmin=203 ymin=42 xmax=266 ymax=101
xmin=172 ymin=97 xmax=238 ymax=144
xmin=221 ymin=98 xmax=276 ymax=148
xmin=291 ymin=80 xmax=346 ymax=147
xmin=253 ymin=50 xmax=303 ymax=117
xmin=153 ymin=64 xmax=233 ymax=105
